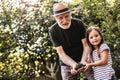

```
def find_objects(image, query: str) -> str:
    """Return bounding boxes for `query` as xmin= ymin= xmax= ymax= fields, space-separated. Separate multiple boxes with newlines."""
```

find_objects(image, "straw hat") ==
xmin=53 ymin=2 xmax=70 ymax=16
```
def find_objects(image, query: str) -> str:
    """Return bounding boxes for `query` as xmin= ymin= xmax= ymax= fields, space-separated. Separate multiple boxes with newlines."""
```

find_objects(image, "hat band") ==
xmin=54 ymin=8 xmax=69 ymax=15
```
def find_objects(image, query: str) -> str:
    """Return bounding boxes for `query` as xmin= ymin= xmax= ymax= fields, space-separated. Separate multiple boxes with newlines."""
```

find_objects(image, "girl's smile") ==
xmin=89 ymin=29 xmax=102 ymax=49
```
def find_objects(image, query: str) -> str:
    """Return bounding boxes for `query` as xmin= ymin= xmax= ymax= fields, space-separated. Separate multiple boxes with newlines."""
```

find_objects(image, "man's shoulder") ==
xmin=71 ymin=18 xmax=83 ymax=25
xmin=49 ymin=22 xmax=58 ymax=32
xmin=72 ymin=18 xmax=82 ymax=22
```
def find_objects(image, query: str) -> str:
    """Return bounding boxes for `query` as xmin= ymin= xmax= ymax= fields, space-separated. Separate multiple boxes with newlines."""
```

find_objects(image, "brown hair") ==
xmin=86 ymin=26 xmax=104 ymax=51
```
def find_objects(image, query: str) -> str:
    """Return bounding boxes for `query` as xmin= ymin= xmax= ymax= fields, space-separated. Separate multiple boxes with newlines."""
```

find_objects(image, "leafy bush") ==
xmin=0 ymin=0 xmax=119 ymax=79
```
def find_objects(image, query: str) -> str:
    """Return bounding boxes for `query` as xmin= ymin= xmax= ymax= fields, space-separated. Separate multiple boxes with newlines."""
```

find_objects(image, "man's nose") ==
xmin=62 ymin=17 xmax=67 ymax=23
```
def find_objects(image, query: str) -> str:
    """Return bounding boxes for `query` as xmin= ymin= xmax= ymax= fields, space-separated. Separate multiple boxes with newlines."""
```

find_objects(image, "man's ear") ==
xmin=70 ymin=12 xmax=72 ymax=18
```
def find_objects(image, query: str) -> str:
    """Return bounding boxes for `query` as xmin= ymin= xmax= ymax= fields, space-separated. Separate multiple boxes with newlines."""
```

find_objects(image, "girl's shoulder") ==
xmin=99 ymin=43 xmax=110 ymax=52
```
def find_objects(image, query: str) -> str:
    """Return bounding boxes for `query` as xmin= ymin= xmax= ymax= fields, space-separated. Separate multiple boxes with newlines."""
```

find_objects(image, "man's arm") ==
xmin=81 ymin=38 xmax=91 ymax=64
xmin=55 ymin=46 xmax=77 ymax=68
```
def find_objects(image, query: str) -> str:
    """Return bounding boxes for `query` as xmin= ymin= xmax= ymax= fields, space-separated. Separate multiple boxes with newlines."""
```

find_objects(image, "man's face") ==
xmin=54 ymin=12 xmax=71 ymax=29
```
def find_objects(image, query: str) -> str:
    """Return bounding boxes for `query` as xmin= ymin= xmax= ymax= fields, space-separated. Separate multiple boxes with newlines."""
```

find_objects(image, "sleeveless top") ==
xmin=92 ymin=43 xmax=115 ymax=80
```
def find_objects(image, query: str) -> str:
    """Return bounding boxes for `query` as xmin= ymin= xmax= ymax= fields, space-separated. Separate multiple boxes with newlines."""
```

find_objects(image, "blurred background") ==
xmin=0 ymin=0 xmax=119 ymax=80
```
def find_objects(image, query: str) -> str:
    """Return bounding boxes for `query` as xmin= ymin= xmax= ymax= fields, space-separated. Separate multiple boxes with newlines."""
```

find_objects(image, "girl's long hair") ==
xmin=86 ymin=26 xmax=104 ymax=53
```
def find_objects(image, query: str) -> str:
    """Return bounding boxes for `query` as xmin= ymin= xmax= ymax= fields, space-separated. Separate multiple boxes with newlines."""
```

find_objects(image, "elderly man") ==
xmin=49 ymin=2 xmax=94 ymax=80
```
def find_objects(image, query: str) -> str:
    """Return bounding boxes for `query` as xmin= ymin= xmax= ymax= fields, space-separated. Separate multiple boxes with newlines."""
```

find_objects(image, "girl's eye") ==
xmin=95 ymin=35 xmax=98 ymax=37
xmin=89 ymin=36 xmax=93 ymax=39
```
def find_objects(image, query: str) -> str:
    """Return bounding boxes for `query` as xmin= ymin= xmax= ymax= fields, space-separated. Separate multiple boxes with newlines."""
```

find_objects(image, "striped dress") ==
xmin=92 ymin=43 xmax=115 ymax=80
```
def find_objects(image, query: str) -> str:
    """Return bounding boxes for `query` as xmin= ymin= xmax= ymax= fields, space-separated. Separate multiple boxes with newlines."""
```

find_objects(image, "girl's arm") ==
xmin=84 ymin=49 xmax=108 ymax=71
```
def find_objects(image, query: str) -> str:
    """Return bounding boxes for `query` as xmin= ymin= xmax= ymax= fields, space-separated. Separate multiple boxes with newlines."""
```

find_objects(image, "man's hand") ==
xmin=75 ymin=63 xmax=85 ymax=70
xmin=70 ymin=68 xmax=78 ymax=75
xmin=71 ymin=63 xmax=85 ymax=75
xmin=70 ymin=63 xmax=78 ymax=75
xmin=75 ymin=63 xmax=86 ymax=72
xmin=77 ymin=67 xmax=85 ymax=72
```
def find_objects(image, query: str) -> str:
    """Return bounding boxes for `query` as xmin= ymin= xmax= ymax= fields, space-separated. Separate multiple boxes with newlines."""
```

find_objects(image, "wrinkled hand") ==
xmin=71 ymin=68 xmax=78 ymax=75
xmin=71 ymin=63 xmax=85 ymax=74
xmin=75 ymin=63 xmax=85 ymax=70
xmin=70 ymin=63 xmax=79 ymax=75
xmin=77 ymin=66 xmax=85 ymax=72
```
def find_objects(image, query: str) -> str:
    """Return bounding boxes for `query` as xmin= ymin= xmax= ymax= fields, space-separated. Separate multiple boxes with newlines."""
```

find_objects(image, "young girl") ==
xmin=84 ymin=26 xmax=116 ymax=80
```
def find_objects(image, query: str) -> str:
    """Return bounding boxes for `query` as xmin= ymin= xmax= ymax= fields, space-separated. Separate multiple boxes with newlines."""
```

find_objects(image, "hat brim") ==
xmin=53 ymin=10 xmax=70 ymax=16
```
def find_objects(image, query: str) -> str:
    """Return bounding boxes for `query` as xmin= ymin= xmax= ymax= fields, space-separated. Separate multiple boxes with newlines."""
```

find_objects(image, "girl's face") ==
xmin=88 ymin=29 xmax=102 ymax=49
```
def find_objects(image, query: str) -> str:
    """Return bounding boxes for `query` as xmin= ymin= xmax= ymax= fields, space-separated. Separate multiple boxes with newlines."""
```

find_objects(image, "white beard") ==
xmin=58 ymin=20 xmax=71 ymax=29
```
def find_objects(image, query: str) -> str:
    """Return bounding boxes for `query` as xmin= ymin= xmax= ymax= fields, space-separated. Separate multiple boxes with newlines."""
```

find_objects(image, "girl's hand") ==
xmin=84 ymin=63 xmax=92 ymax=71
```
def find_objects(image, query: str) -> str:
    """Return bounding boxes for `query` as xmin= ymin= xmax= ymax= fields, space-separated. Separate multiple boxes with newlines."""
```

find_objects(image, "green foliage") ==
xmin=0 ymin=0 xmax=119 ymax=79
xmin=0 ymin=0 xmax=58 ymax=79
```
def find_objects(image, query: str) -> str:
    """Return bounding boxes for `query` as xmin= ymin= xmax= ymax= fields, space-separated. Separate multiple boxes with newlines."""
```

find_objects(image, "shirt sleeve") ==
xmin=49 ymin=29 xmax=61 ymax=47
xmin=81 ymin=24 xmax=86 ymax=39
xmin=100 ymin=43 xmax=110 ymax=53
xmin=79 ymin=21 xmax=86 ymax=39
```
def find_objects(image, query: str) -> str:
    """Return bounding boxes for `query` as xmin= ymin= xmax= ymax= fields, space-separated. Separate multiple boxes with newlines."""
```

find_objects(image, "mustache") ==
xmin=62 ymin=22 xmax=70 ymax=25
